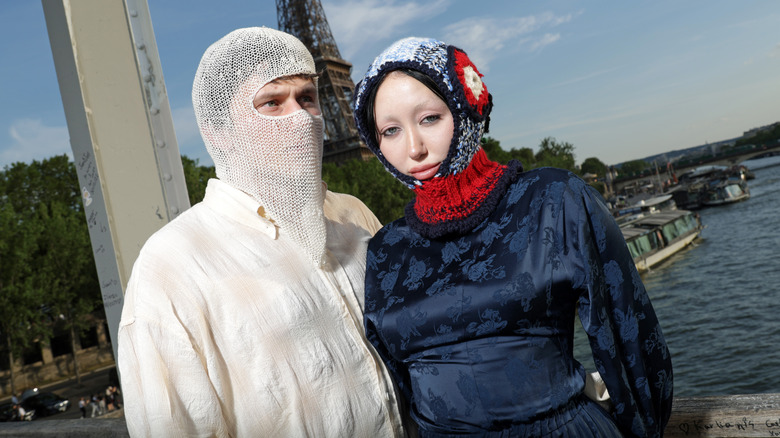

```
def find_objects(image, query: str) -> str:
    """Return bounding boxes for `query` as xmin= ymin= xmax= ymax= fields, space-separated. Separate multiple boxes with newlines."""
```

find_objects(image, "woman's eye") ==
xmin=422 ymin=115 xmax=440 ymax=124
xmin=381 ymin=127 xmax=399 ymax=137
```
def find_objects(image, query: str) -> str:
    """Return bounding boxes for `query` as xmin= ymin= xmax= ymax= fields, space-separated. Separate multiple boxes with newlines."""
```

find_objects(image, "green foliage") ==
xmin=481 ymin=137 xmax=536 ymax=168
xmin=0 ymin=156 xmax=101 ymax=379
xmin=588 ymin=181 xmax=607 ymax=195
xmin=534 ymin=137 xmax=576 ymax=172
xmin=181 ymin=155 xmax=216 ymax=205
xmin=620 ymin=159 xmax=650 ymax=176
xmin=581 ymin=157 xmax=607 ymax=177
xmin=481 ymin=137 xmax=511 ymax=164
xmin=322 ymin=157 xmax=413 ymax=225
xmin=734 ymin=123 xmax=780 ymax=147
xmin=483 ymin=136 xmax=583 ymax=173
xmin=0 ymin=199 xmax=44 ymax=358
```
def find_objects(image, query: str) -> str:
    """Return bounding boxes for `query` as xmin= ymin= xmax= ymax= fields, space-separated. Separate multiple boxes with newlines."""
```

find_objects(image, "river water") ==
xmin=575 ymin=154 xmax=780 ymax=397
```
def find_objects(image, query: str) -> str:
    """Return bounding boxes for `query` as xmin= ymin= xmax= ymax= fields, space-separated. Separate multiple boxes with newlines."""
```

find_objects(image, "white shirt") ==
xmin=118 ymin=179 xmax=404 ymax=437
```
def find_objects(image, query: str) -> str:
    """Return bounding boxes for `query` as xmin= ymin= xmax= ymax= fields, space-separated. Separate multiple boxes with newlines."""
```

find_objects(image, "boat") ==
xmin=613 ymin=194 xmax=677 ymax=226
xmin=620 ymin=209 xmax=703 ymax=273
xmin=668 ymin=165 xmax=750 ymax=209
xmin=700 ymin=177 xmax=750 ymax=206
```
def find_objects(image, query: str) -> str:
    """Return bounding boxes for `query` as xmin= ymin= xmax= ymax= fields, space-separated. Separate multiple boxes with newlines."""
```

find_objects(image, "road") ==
xmin=29 ymin=366 xmax=122 ymax=421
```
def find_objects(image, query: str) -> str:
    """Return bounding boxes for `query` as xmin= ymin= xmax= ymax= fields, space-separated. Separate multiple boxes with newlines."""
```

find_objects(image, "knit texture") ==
xmin=354 ymin=37 xmax=523 ymax=237
xmin=192 ymin=27 xmax=328 ymax=267
xmin=406 ymin=149 xmax=523 ymax=238
xmin=354 ymin=37 xmax=492 ymax=188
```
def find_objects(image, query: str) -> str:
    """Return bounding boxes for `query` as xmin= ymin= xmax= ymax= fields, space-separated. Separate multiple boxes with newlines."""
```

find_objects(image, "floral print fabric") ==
xmin=364 ymin=168 xmax=673 ymax=437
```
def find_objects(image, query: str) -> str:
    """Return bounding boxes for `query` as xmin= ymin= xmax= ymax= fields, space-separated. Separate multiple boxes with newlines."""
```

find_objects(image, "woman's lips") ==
xmin=410 ymin=162 xmax=441 ymax=180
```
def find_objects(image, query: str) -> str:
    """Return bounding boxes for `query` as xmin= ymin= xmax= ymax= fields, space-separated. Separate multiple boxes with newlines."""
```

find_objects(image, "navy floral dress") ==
xmin=364 ymin=167 xmax=673 ymax=437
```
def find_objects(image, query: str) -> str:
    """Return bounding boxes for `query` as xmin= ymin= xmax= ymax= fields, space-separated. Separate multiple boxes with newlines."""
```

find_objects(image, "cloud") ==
xmin=550 ymin=66 xmax=623 ymax=88
xmin=1 ymin=119 xmax=71 ymax=168
xmin=770 ymin=43 xmax=780 ymax=58
xmin=442 ymin=11 xmax=577 ymax=72
xmin=323 ymin=0 xmax=451 ymax=59
xmin=527 ymin=33 xmax=561 ymax=52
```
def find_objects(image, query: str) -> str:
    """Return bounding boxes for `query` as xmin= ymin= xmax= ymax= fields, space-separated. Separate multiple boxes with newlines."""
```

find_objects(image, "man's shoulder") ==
xmin=143 ymin=203 xmax=212 ymax=245
xmin=324 ymin=190 xmax=382 ymax=233
xmin=132 ymin=202 xmax=223 ymax=272
xmin=324 ymin=190 xmax=367 ymax=209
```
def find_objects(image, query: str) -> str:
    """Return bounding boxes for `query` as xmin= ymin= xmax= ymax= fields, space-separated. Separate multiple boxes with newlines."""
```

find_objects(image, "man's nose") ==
xmin=283 ymin=97 xmax=303 ymax=116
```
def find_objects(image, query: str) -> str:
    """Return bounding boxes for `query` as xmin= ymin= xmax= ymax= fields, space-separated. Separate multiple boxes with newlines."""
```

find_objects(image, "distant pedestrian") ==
xmin=15 ymin=404 xmax=27 ymax=421
xmin=10 ymin=393 xmax=18 ymax=405
xmin=98 ymin=395 xmax=106 ymax=415
xmin=78 ymin=397 xmax=86 ymax=419
xmin=90 ymin=394 xmax=99 ymax=417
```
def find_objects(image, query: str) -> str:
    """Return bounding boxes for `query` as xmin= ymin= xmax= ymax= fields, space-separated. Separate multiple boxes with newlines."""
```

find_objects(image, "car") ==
xmin=20 ymin=387 xmax=40 ymax=401
xmin=0 ymin=402 xmax=16 ymax=422
xmin=20 ymin=391 xmax=70 ymax=418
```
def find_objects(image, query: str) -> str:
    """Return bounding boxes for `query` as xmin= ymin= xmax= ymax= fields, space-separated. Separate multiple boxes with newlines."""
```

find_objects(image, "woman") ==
xmin=353 ymin=37 xmax=673 ymax=437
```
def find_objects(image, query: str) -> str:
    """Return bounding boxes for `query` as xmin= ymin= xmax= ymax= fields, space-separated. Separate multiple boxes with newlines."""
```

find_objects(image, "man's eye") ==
xmin=255 ymin=101 xmax=277 ymax=109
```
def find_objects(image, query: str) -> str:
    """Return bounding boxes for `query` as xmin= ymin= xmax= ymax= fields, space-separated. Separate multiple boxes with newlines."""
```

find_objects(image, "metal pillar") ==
xmin=277 ymin=0 xmax=371 ymax=163
xmin=42 ymin=0 xmax=190 ymax=363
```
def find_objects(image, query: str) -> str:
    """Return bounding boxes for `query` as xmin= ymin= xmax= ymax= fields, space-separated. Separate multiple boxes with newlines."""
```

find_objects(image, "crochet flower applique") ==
xmin=451 ymin=49 xmax=489 ymax=116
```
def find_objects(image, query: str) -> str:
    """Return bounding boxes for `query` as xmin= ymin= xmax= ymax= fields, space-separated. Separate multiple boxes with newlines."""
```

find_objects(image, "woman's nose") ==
xmin=408 ymin=130 xmax=427 ymax=159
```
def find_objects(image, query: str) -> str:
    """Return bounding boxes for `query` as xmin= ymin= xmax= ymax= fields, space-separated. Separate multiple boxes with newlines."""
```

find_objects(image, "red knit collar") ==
xmin=406 ymin=148 xmax=522 ymax=238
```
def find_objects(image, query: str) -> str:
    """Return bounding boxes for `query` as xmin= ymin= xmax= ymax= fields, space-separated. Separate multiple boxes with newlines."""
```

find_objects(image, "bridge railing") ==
xmin=1 ymin=394 xmax=779 ymax=437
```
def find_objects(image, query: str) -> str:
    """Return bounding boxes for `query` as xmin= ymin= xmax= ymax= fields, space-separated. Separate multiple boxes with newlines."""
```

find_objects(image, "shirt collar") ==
xmin=203 ymin=178 xmax=278 ymax=239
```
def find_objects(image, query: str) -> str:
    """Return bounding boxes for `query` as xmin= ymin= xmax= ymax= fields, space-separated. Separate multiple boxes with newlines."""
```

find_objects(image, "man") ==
xmin=118 ymin=27 xmax=405 ymax=437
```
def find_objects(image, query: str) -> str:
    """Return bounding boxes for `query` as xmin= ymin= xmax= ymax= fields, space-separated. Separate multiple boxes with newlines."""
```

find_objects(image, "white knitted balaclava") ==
xmin=192 ymin=27 xmax=327 ymax=266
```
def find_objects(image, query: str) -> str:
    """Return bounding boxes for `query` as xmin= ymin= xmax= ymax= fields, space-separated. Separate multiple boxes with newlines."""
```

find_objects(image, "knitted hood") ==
xmin=353 ymin=37 xmax=493 ymax=189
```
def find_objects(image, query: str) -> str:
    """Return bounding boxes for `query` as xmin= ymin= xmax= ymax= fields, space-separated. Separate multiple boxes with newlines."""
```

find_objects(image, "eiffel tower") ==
xmin=277 ymin=0 xmax=371 ymax=163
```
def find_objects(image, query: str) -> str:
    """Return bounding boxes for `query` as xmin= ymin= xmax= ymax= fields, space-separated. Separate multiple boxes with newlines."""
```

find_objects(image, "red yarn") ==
xmin=452 ymin=49 xmax=490 ymax=116
xmin=413 ymin=148 xmax=506 ymax=224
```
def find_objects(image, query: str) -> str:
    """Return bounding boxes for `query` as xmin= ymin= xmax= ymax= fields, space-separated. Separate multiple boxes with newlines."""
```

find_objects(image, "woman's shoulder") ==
xmin=370 ymin=216 xmax=411 ymax=243
xmin=503 ymin=166 xmax=589 ymax=203
xmin=519 ymin=166 xmax=585 ymax=186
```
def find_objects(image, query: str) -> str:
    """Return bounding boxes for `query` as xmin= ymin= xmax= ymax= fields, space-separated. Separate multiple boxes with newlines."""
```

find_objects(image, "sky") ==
xmin=1 ymin=0 xmax=779 ymax=170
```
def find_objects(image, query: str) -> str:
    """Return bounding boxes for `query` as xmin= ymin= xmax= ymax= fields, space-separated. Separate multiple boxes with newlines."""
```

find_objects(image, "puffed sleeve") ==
xmin=567 ymin=177 xmax=673 ymax=437
xmin=118 ymin=249 xmax=229 ymax=438
xmin=363 ymin=235 xmax=416 ymax=420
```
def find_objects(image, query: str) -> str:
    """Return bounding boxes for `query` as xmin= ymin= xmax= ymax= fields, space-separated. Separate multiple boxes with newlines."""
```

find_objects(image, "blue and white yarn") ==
xmin=353 ymin=37 xmax=491 ymax=189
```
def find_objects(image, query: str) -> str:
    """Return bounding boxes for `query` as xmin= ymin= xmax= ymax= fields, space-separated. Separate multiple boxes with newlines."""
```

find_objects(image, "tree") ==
xmin=0 ymin=156 xmax=101 ymax=386
xmin=620 ymin=159 xmax=650 ymax=176
xmin=589 ymin=181 xmax=607 ymax=196
xmin=181 ymin=155 xmax=216 ymax=205
xmin=35 ymin=200 xmax=101 ymax=385
xmin=322 ymin=158 xmax=413 ymax=225
xmin=534 ymin=137 xmax=576 ymax=172
xmin=481 ymin=137 xmax=535 ymax=168
xmin=0 ymin=198 xmax=44 ymax=396
xmin=510 ymin=147 xmax=536 ymax=169
xmin=481 ymin=137 xmax=511 ymax=164
xmin=580 ymin=157 xmax=607 ymax=177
